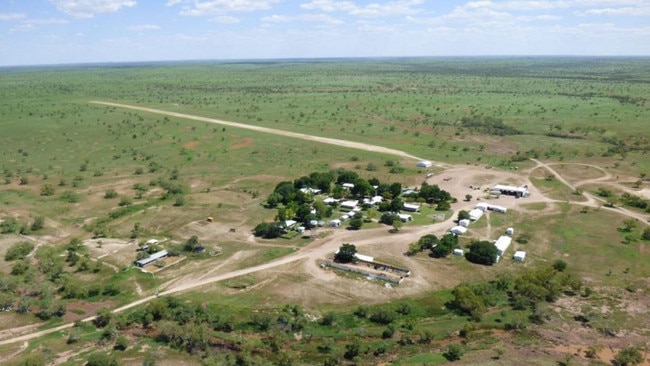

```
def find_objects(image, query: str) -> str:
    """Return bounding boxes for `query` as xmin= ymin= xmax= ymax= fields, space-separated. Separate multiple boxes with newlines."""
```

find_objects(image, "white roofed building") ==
xmin=469 ymin=209 xmax=484 ymax=221
xmin=494 ymin=236 xmax=512 ymax=262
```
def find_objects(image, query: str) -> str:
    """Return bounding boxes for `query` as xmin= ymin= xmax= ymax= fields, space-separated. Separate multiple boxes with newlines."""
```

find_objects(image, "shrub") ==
xmin=443 ymin=344 xmax=464 ymax=361
xmin=5 ymin=241 xmax=35 ymax=261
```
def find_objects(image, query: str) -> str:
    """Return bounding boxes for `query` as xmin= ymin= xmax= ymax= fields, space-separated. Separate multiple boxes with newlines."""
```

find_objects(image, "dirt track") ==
xmin=89 ymin=101 xmax=450 ymax=167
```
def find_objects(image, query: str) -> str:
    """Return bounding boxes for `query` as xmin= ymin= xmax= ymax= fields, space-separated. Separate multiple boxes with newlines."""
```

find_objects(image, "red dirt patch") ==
xmin=63 ymin=300 xmax=117 ymax=323
xmin=182 ymin=141 xmax=198 ymax=150
xmin=231 ymin=137 xmax=254 ymax=150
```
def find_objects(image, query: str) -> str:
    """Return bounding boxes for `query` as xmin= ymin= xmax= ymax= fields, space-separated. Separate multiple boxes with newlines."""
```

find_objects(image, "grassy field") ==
xmin=0 ymin=57 xmax=649 ymax=365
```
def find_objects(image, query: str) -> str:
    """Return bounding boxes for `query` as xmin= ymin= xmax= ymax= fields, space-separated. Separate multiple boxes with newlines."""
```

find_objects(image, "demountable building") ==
xmin=135 ymin=250 xmax=168 ymax=267
xmin=329 ymin=219 xmax=341 ymax=227
xmin=450 ymin=226 xmax=468 ymax=235
xmin=505 ymin=227 xmax=514 ymax=236
xmin=416 ymin=160 xmax=433 ymax=168
xmin=494 ymin=236 xmax=512 ymax=262
xmin=453 ymin=248 xmax=464 ymax=256
xmin=514 ymin=251 xmax=526 ymax=262
xmin=403 ymin=203 xmax=421 ymax=212
xmin=469 ymin=209 xmax=484 ymax=221
xmin=458 ymin=219 xmax=470 ymax=228
xmin=492 ymin=184 xmax=529 ymax=197
xmin=398 ymin=214 xmax=413 ymax=222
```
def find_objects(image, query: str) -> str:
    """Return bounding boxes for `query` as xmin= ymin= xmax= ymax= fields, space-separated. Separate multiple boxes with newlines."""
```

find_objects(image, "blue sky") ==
xmin=1 ymin=0 xmax=649 ymax=66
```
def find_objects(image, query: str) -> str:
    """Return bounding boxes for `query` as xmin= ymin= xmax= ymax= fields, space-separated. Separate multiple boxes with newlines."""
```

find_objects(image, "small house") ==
xmin=403 ymin=203 xmax=421 ymax=212
xmin=505 ymin=227 xmax=514 ymax=236
xmin=513 ymin=251 xmax=526 ymax=262
xmin=458 ymin=219 xmax=470 ymax=228
xmin=329 ymin=219 xmax=341 ymax=227
xmin=450 ymin=226 xmax=468 ymax=235
xmin=340 ymin=200 xmax=359 ymax=210
xmin=397 ymin=214 xmax=413 ymax=222
xmin=417 ymin=160 xmax=433 ymax=168
xmin=494 ymin=236 xmax=512 ymax=262
xmin=469 ymin=209 xmax=484 ymax=221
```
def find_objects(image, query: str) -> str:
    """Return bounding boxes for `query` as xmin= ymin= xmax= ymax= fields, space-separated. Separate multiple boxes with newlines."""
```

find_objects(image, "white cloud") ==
xmin=211 ymin=15 xmax=241 ymax=23
xmin=0 ymin=13 xmax=26 ymax=21
xmin=127 ymin=24 xmax=161 ymax=31
xmin=174 ymin=0 xmax=281 ymax=16
xmin=49 ymin=0 xmax=137 ymax=18
xmin=579 ymin=6 xmax=650 ymax=16
xmin=301 ymin=0 xmax=424 ymax=17
xmin=27 ymin=18 xmax=69 ymax=25
xmin=262 ymin=13 xmax=343 ymax=24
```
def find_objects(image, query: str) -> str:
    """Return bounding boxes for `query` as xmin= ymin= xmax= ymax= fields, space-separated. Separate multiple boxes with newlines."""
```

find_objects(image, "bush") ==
xmin=86 ymin=351 xmax=119 ymax=366
xmin=443 ymin=344 xmax=464 ymax=361
xmin=5 ymin=241 xmax=35 ymax=261
xmin=104 ymin=189 xmax=118 ymax=199
xmin=114 ymin=335 xmax=129 ymax=351
xmin=369 ymin=308 xmax=396 ymax=325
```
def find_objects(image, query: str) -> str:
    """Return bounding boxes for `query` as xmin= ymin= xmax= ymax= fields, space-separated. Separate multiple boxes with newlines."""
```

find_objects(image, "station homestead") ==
xmin=0 ymin=58 xmax=648 ymax=366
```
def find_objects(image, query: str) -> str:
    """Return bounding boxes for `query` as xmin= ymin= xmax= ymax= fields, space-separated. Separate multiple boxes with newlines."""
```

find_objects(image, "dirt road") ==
xmin=89 ymin=101 xmax=449 ymax=167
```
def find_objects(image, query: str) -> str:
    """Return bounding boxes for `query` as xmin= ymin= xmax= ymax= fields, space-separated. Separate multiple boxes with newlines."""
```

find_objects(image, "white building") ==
xmin=398 ymin=214 xmax=413 ymax=222
xmin=469 ymin=209 xmax=484 ymax=221
xmin=453 ymin=248 xmax=464 ymax=256
xmin=329 ymin=219 xmax=341 ymax=227
xmin=458 ymin=219 xmax=471 ymax=228
xmin=514 ymin=251 xmax=526 ymax=262
xmin=450 ymin=226 xmax=468 ymax=235
xmin=492 ymin=184 xmax=529 ymax=197
xmin=494 ymin=236 xmax=512 ymax=262
xmin=340 ymin=200 xmax=359 ymax=210
xmin=417 ymin=160 xmax=433 ymax=168
xmin=403 ymin=203 xmax=421 ymax=212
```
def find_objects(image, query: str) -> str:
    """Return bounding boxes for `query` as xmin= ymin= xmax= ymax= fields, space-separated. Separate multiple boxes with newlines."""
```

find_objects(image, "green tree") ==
xmin=334 ymin=243 xmax=356 ymax=263
xmin=183 ymin=235 xmax=201 ymax=252
xmin=443 ymin=344 xmax=464 ymax=361
xmin=465 ymin=240 xmax=498 ymax=265
xmin=349 ymin=217 xmax=363 ymax=230
xmin=465 ymin=194 xmax=473 ymax=202
xmin=94 ymin=308 xmax=113 ymax=328
xmin=392 ymin=220 xmax=403 ymax=232
xmin=612 ymin=345 xmax=644 ymax=366
xmin=457 ymin=210 xmax=470 ymax=221
xmin=431 ymin=233 xmax=457 ymax=258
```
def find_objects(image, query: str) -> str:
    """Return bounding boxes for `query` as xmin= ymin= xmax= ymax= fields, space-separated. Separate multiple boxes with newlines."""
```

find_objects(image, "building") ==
xmin=450 ymin=226 xmax=468 ymax=235
xmin=135 ymin=249 xmax=168 ymax=267
xmin=403 ymin=203 xmax=421 ymax=212
xmin=340 ymin=200 xmax=359 ymax=210
xmin=397 ymin=214 xmax=413 ymax=222
xmin=458 ymin=219 xmax=470 ymax=228
xmin=342 ymin=183 xmax=355 ymax=189
xmin=494 ymin=236 xmax=512 ymax=262
xmin=469 ymin=209 xmax=484 ymax=221
xmin=416 ymin=160 xmax=433 ymax=168
xmin=453 ymin=248 xmax=464 ymax=256
xmin=329 ymin=219 xmax=341 ymax=227
xmin=514 ymin=251 xmax=526 ymax=262
xmin=492 ymin=184 xmax=529 ymax=197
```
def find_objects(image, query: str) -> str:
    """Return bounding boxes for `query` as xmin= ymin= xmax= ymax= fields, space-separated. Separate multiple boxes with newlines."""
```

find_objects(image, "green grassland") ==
xmin=1 ymin=57 xmax=649 ymax=365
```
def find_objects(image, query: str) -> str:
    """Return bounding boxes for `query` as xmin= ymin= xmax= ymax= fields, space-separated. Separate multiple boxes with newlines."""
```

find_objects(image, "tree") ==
xmin=334 ymin=243 xmax=356 ymax=263
xmin=431 ymin=233 xmax=458 ymax=258
xmin=612 ymin=345 xmax=644 ymax=366
xmin=465 ymin=240 xmax=498 ymax=265
xmin=620 ymin=219 xmax=638 ymax=233
xmin=443 ymin=344 xmax=464 ymax=361
xmin=457 ymin=210 xmax=470 ymax=221
xmin=349 ymin=217 xmax=363 ymax=230
xmin=392 ymin=219 xmax=403 ymax=232
xmin=379 ymin=212 xmax=399 ymax=225
xmin=642 ymin=227 xmax=650 ymax=241
xmin=253 ymin=222 xmax=282 ymax=239
xmin=408 ymin=234 xmax=438 ymax=256
xmin=183 ymin=235 xmax=201 ymax=252
xmin=465 ymin=194 xmax=473 ymax=202
xmin=94 ymin=307 xmax=113 ymax=328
